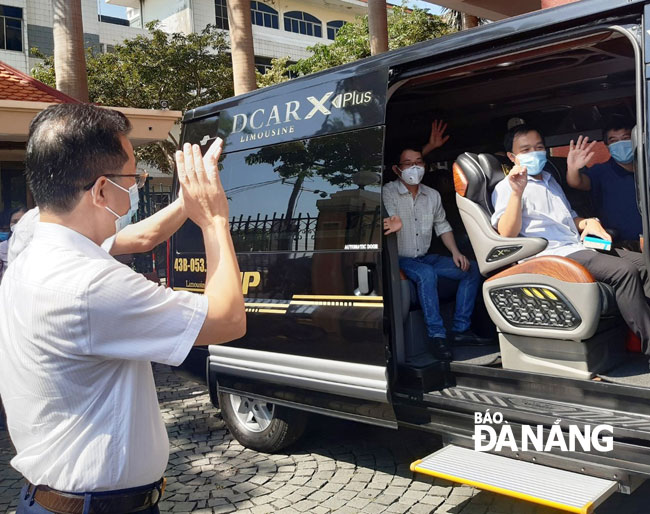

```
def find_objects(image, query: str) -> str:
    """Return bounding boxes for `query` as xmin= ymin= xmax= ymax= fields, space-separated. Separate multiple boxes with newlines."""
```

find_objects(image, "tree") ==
xmin=257 ymin=3 xmax=451 ymax=87
xmin=33 ymin=23 xmax=233 ymax=172
xmin=52 ymin=0 xmax=88 ymax=102
xmin=442 ymin=9 xmax=488 ymax=31
xmin=227 ymin=0 xmax=257 ymax=95
xmin=368 ymin=0 xmax=388 ymax=55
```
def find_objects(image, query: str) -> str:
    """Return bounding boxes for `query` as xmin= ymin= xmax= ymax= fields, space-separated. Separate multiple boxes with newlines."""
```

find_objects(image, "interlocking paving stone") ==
xmin=1 ymin=363 xmax=649 ymax=513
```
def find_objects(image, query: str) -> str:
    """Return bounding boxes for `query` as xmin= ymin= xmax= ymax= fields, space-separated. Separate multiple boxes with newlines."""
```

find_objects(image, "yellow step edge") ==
xmin=410 ymin=460 xmax=593 ymax=514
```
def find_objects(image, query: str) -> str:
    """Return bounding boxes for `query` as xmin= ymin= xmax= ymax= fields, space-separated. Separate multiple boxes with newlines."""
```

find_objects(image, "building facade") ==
xmin=110 ymin=0 xmax=369 ymax=72
xmin=0 ymin=0 xmax=149 ymax=74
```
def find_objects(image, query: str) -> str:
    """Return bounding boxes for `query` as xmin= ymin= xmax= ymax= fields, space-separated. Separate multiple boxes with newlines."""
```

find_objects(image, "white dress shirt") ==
xmin=491 ymin=171 xmax=587 ymax=257
xmin=383 ymin=179 xmax=452 ymax=258
xmin=0 ymin=222 xmax=208 ymax=492
xmin=7 ymin=207 xmax=115 ymax=265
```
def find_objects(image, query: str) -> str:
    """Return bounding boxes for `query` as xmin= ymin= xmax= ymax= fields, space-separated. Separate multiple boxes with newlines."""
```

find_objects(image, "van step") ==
xmin=411 ymin=445 xmax=618 ymax=513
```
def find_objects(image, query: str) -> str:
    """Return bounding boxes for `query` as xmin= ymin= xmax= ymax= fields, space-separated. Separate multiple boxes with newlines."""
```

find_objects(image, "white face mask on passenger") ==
xmin=400 ymin=165 xmax=425 ymax=185
xmin=104 ymin=179 xmax=139 ymax=234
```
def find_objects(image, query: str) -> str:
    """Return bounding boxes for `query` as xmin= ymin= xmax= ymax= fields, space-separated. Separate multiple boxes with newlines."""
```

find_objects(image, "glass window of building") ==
xmin=251 ymin=1 xmax=279 ymax=29
xmin=284 ymin=11 xmax=322 ymax=38
xmin=326 ymin=20 xmax=345 ymax=40
xmin=215 ymin=0 xmax=229 ymax=30
xmin=0 ymin=6 xmax=22 ymax=52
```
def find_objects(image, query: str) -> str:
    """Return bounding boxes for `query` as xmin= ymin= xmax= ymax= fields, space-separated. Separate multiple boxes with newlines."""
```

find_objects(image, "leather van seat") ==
xmin=453 ymin=152 xmax=625 ymax=379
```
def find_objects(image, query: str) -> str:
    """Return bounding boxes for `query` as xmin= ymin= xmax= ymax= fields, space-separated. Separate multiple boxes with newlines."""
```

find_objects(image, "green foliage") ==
xmin=32 ymin=23 xmax=233 ymax=173
xmin=261 ymin=3 xmax=451 ymax=86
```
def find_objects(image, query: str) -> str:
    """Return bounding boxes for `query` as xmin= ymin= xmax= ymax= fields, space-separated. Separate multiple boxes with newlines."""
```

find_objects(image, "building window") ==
xmin=0 ymin=5 xmax=22 ymax=52
xmin=215 ymin=0 xmax=229 ymax=30
xmin=254 ymin=56 xmax=272 ymax=74
xmin=326 ymin=20 xmax=345 ymax=40
xmin=251 ymin=1 xmax=278 ymax=29
xmin=284 ymin=11 xmax=322 ymax=38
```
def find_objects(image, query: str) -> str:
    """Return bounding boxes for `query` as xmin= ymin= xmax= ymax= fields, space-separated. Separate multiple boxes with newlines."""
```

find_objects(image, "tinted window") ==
xmin=0 ymin=5 xmax=21 ymax=52
xmin=176 ymin=127 xmax=383 ymax=254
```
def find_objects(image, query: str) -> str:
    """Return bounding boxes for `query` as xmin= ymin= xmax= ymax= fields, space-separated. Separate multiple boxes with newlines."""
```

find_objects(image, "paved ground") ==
xmin=1 ymin=364 xmax=649 ymax=514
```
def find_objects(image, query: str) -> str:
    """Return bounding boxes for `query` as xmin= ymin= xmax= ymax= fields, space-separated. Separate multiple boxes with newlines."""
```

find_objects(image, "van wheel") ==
xmin=218 ymin=391 xmax=308 ymax=452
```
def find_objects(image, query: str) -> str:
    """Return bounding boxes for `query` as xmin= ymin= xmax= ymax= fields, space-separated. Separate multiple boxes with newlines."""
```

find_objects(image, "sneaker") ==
xmin=450 ymin=329 xmax=494 ymax=346
xmin=429 ymin=337 xmax=453 ymax=361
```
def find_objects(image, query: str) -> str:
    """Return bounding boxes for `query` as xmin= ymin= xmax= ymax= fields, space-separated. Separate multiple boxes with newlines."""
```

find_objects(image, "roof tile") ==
xmin=0 ymin=60 xmax=80 ymax=103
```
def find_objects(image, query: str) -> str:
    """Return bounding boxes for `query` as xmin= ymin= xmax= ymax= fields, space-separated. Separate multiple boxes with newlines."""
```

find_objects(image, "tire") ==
xmin=217 ymin=391 xmax=308 ymax=452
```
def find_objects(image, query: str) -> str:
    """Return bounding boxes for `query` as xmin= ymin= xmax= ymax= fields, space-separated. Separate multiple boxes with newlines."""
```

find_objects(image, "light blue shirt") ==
xmin=491 ymin=171 xmax=587 ymax=258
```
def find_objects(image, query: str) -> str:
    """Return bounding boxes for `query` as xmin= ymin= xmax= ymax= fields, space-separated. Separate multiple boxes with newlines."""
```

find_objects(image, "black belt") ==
xmin=25 ymin=478 xmax=165 ymax=514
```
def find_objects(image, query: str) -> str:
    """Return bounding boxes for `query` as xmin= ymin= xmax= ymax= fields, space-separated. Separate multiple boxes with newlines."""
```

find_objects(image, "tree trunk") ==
xmin=52 ymin=0 xmax=89 ymax=102
xmin=461 ymin=13 xmax=480 ymax=30
xmin=227 ymin=0 xmax=257 ymax=96
xmin=368 ymin=0 xmax=388 ymax=55
xmin=541 ymin=0 xmax=579 ymax=8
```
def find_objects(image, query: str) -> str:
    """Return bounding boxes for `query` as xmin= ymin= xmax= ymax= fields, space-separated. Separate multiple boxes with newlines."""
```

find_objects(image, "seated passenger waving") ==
xmin=383 ymin=147 xmax=490 ymax=361
xmin=565 ymin=116 xmax=642 ymax=246
xmin=492 ymin=124 xmax=650 ymax=364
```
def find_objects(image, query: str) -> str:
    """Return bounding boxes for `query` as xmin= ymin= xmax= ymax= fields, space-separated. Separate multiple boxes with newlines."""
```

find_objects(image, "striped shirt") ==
xmin=383 ymin=179 xmax=452 ymax=258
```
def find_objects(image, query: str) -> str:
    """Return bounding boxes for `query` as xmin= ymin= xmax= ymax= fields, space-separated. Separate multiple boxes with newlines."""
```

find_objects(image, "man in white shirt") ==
xmin=492 ymin=124 xmax=650 ymax=360
xmin=383 ymin=147 xmax=489 ymax=360
xmin=0 ymin=103 xmax=245 ymax=513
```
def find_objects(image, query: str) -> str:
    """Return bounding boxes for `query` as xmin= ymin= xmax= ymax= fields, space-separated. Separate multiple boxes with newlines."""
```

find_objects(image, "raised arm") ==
xmin=110 ymin=198 xmax=186 ymax=256
xmin=496 ymin=165 xmax=527 ymax=237
xmin=177 ymin=140 xmax=246 ymax=346
xmin=565 ymin=135 xmax=596 ymax=191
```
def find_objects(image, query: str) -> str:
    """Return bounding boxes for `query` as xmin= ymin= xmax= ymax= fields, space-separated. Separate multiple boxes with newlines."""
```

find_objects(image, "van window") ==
xmin=175 ymin=126 xmax=384 ymax=254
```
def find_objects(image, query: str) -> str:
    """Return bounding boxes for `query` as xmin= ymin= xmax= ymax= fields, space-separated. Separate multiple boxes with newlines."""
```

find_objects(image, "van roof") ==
xmin=184 ymin=0 xmax=643 ymax=123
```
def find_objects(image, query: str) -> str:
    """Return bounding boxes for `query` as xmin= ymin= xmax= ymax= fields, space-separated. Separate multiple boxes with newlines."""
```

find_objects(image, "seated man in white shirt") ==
xmin=492 ymin=124 xmax=650 ymax=363
xmin=0 ymin=103 xmax=245 ymax=513
xmin=383 ymin=147 xmax=490 ymax=361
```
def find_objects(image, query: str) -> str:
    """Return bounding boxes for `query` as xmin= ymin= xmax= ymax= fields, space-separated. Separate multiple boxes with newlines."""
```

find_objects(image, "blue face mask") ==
xmin=516 ymin=150 xmax=547 ymax=176
xmin=608 ymin=140 xmax=634 ymax=164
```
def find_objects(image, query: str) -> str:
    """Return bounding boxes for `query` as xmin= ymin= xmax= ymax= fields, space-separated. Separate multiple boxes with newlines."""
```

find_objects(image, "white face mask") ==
xmin=400 ymin=165 xmax=425 ymax=185
xmin=104 ymin=179 xmax=139 ymax=234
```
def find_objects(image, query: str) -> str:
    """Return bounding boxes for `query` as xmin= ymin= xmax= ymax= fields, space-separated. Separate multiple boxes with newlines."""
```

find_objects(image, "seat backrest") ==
xmin=453 ymin=152 xmax=547 ymax=275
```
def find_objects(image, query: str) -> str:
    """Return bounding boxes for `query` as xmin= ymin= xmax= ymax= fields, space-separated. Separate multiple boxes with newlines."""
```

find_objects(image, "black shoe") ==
xmin=450 ymin=330 xmax=494 ymax=346
xmin=430 ymin=337 xmax=453 ymax=361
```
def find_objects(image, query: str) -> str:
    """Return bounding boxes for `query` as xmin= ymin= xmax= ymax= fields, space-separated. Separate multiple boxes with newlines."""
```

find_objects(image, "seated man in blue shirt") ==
xmin=383 ymin=147 xmax=491 ymax=360
xmin=565 ymin=116 xmax=642 ymax=248
xmin=492 ymin=124 xmax=650 ymax=364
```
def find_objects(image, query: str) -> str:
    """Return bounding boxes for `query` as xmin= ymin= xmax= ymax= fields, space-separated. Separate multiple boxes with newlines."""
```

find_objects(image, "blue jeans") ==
xmin=399 ymin=254 xmax=480 ymax=338
xmin=16 ymin=484 xmax=161 ymax=514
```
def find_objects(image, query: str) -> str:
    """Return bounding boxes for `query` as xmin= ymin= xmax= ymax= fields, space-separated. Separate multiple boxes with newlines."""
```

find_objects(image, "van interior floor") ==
xmin=597 ymin=354 xmax=650 ymax=387
xmin=451 ymin=344 xmax=501 ymax=366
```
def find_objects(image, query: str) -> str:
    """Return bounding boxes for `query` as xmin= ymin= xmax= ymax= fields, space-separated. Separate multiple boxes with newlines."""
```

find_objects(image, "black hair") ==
xmin=8 ymin=205 xmax=27 ymax=222
xmin=394 ymin=147 xmax=423 ymax=164
xmin=503 ymin=124 xmax=544 ymax=153
xmin=25 ymin=103 xmax=132 ymax=213
xmin=602 ymin=115 xmax=634 ymax=143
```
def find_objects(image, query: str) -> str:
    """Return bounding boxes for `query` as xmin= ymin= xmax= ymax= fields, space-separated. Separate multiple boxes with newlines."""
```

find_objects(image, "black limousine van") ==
xmin=169 ymin=0 xmax=650 ymax=510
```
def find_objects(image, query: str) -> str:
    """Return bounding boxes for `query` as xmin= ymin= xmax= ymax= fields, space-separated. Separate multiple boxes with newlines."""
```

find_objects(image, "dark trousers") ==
xmin=399 ymin=254 xmax=481 ymax=338
xmin=568 ymin=249 xmax=650 ymax=354
xmin=16 ymin=484 xmax=161 ymax=514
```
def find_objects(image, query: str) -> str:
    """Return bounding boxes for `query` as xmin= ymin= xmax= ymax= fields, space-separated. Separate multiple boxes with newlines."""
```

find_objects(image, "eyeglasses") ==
xmin=83 ymin=172 xmax=149 ymax=191
xmin=399 ymin=159 xmax=425 ymax=166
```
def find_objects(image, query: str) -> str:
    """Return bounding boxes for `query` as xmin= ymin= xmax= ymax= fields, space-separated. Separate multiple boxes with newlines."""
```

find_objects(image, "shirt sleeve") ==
xmin=86 ymin=263 xmax=209 ymax=366
xmin=431 ymin=190 xmax=452 ymax=236
xmin=382 ymin=184 xmax=397 ymax=217
xmin=490 ymin=183 xmax=510 ymax=228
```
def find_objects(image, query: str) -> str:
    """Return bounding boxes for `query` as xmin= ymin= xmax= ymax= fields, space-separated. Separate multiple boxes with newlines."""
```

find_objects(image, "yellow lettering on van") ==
xmin=241 ymin=271 xmax=261 ymax=294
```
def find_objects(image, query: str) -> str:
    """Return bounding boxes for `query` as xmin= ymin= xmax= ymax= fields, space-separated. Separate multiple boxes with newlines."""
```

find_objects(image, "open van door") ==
xmin=172 ymin=64 xmax=398 ymax=448
xmin=641 ymin=8 xmax=650 ymax=269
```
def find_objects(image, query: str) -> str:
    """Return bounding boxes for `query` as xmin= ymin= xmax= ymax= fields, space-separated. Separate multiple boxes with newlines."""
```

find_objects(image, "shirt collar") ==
xmin=527 ymin=170 xmax=552 ymax=184
xmin=396 ymin=180 xmax=427 ymax=196
xmin=33 ymin=222 xmax=113 ymax=260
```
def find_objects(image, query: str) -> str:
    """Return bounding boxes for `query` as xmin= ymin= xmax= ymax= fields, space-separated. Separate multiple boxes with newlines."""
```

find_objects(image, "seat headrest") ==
xmin=454 ymin=153 xmax=485 ymax=204
xmin=478 ymin=154 xmax=509 ymax=194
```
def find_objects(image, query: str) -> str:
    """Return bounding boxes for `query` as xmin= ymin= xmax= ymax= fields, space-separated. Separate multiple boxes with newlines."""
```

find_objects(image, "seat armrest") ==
xmin=457 ymin=195 xmax=547 ymax=275
xmin=483 ymin=256 xmax=602 ymax=340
